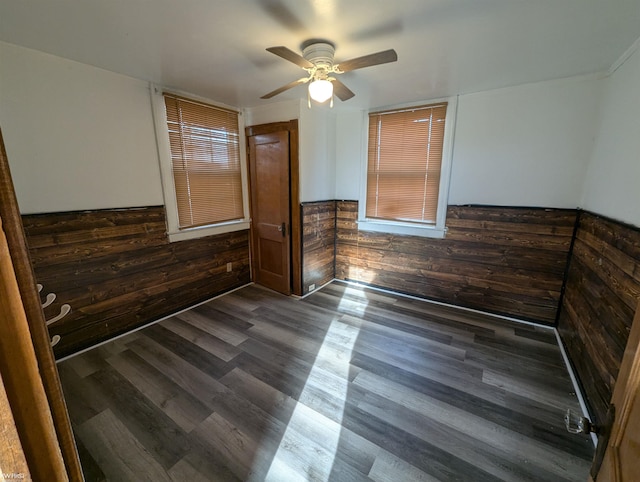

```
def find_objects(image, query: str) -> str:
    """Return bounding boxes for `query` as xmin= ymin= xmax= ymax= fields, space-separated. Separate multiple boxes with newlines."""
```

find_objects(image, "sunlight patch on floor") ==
xmin=263 ymin=309 xmax=362 ymax=481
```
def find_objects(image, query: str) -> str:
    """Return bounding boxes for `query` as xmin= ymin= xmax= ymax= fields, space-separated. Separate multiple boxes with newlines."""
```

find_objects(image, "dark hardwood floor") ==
xmin=58 ymin=281 xmax=594 ymax=482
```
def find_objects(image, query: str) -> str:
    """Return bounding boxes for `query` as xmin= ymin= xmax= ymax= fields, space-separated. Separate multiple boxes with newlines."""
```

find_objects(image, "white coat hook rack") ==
xmin=39 ymin=283 xmax=71 ymax=347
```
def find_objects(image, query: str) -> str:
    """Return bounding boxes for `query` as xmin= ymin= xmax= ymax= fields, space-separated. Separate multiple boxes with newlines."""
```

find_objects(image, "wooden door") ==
xmin=591 ymin=302 xmax=640 ymax=481
xmin=248 ymin=130 xmax=291 ymax=295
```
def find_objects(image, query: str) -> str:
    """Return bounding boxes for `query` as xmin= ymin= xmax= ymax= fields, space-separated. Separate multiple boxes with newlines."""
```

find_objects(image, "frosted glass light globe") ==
xmin=308 ymin=79 xmax=333 ymax=103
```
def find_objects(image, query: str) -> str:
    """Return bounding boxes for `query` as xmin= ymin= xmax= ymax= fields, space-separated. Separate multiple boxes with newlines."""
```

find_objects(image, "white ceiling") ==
xmin=1 ymin=0 xmax=639 ymax=110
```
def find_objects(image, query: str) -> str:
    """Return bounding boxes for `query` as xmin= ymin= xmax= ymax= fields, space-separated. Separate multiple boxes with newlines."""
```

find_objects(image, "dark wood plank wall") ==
xmin=335 ymin=200 xmax=360 ymax=282
xmin=335 ymin=201 xmax=577 ymax=324
xmin=22 ymin=206 xmax=250 ymax=358
xmin=557 ymin=211 xmax=640 ymax=426
xmin=301 ymin=201 xmax=336 ymax=294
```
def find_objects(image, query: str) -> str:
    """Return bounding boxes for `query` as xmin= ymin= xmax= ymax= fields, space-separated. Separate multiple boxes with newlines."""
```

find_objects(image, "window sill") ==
xmin=167 ymin=219 xmax=250 ymax=243
xmin=357 ymin=219 xmax=447 ymax=239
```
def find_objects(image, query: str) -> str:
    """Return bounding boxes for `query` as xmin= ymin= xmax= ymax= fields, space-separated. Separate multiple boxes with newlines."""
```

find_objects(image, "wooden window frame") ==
xmin=358 ymin=97 xmax=457 ymax=238
xmin=150 ymin=85 xmax=250 ymax=242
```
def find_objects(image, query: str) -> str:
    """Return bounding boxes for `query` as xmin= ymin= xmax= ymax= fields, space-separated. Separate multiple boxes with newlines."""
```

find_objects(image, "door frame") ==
xmin=245 ymin=120 xmax=302 ymax=296
xmin=0 ymin=129 xmax=83 ymax=481
xmin=590 ymin=301 xmax=640 ymax=481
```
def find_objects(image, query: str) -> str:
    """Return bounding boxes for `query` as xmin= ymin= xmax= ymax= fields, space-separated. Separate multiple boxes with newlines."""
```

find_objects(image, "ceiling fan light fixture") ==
xmin=308 ymin=79 xmax=333 ymax=103
xmin=262 ymin=40 xmax=396 ymax=102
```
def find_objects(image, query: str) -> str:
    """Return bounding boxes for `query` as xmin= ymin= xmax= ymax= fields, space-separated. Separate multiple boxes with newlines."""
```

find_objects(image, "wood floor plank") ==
xmin=220 ymin=367 xmax=379 ymax=476
xmin=353 ymin=369 xmax=591 ymax=475
xmin=191 ymin=412 xmax=268 ymax=481
xmin=57 ymin=363 xmax=109 ymax=426
xmin=473 ymin=331 xmax=565 ymax=367
xmin=342 ymin=402 xmax=502 ymax=482
xmin=245 ymin=314 xmax=363 ymax=381
xmin=352 ymin=348 xmax=507 ymax=408
xmin=65 ymin=349 xmax=110 ymax=378
xmin=168 ymin=450 xmax=241 ymax=482
xmin=368 ymin=450 xmax=439 ymax=482
xmin=58 ymin=280 xmax=593 ymax=481
xmin=144 ymin=324 xmax=233 ymax=379
xmin=237 ymin=334 xmax=366 ymax=420
xmin=171 ymin=441 xmax=242 ymax=482
xmin=106 ymin=349 xmax=212 ymax=433
xmin=77 ymin=409 xmax=173 ymax=482
xmin=168 ymin=457 xmax=216 ymax=482
xmin=219 ymin=367 xmax=295 ymax=422
xmin=193 ymin=301 xmax=256 ymax=331
xmin=306 ymin=291 xmax=466 ymax=346
xmin=175 ymin=309 xmax=249 ymax=346
xmin=86 ymin=365 xmax=192 ymax=470
xmin=159 ymin=316 xmax=242 ymax=362
xmin=336 ymin=312 xmax=460 ymax=358
xmin=359 ymin=392 xmax=577 ymax=482
xmin=125 ymin=335 xmax=227 ymax=406
xmin=482 ymin=368 xmax=581 ymax=411
xmin=349 ymin=351 xmax=585 ymax=455
xmin=261 ymin=413 xmax=373 ymax=482
xmin=320 ymin=283 xmax=506 ymax=337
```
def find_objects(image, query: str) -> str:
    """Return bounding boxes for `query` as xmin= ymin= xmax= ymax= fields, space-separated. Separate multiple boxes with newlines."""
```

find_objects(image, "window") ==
xmin=164 ymin=94 xmax=244 ymax=228
xmin=152 ymin=88 xmax=249 ymax=242
xmin=360 ymin=99 xmax=455 ymax=238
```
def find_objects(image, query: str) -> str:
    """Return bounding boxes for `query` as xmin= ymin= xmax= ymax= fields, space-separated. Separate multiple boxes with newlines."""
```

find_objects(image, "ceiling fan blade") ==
xmin=266 ymin=46 xmax=314 ymax=69
xmin=331 ymin=78 xmax=355 ymax=101
xmin=257 ymin=0 xmax=307 ymax=34
xmin=336 ymin=49 xmax=398 ymax=72
xmin=261 ymin=77 xmax=309 ymax=99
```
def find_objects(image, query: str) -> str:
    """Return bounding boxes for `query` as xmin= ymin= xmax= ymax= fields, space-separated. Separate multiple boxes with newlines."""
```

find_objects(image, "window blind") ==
xmin=164 ymin=94 xmax=244 ymax=229
xmin=366 ymin=103 xmax=447 ymax=224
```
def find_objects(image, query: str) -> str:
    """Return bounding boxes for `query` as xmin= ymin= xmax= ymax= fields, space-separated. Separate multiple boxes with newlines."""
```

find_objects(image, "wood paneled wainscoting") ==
xmin=301 ymin=201 xmax=336 ymax=294
xmin=335 ymin=201 xmax=577 ymax=325
xmin=557 ymin=211 xmax=640 ymax=427
xmin=22 ymin=206 xmax=250 ymax=358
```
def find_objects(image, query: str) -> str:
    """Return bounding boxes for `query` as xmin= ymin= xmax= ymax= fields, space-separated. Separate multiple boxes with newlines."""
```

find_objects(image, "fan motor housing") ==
xmin=302 ymin=41 xmax=335 ymax=69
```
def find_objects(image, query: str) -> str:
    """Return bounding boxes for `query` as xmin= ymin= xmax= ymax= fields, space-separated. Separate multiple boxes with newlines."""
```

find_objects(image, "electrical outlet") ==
xmin=309 ymin=283 xmax=316 ymax=291
xmin=226 ymin=262 xmax=232 ymax=272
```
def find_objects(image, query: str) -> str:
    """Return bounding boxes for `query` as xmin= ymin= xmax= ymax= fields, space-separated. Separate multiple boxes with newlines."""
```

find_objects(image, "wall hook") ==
xmin=37 ymin=283 xmax=70 ymax=349
xmin=46 ymin=304 xmax=71 ymax=326
xmin=42 ymin=292 xmax=56 ymax=308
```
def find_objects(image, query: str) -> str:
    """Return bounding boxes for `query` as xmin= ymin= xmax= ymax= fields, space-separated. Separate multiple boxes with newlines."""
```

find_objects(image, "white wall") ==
xmin=3 ymin=38 xmax=637 ymax=223
xmin=298 ymin=104 xmax=335 ymax=202
xmin=244 ymin=100 xmax=300 ymax=127
xmin=581 ymin=42 xmax=640 ymax=227
xmin=334 ymin=76 xmax=603 ymax=209
xmin=335 ymin=111 xmax=365 ymax=201
xmin=0 ymin=42 xmax=164 ymax=214
xmin=0 ymin=41 xmax=339 ymax=214
xmin=448 ymin=76 xmax=603 ymax=208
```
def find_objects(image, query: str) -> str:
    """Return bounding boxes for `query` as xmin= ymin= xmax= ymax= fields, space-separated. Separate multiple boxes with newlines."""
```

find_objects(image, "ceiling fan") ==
xmin=261 ymin=39 xmax=398 ymax=105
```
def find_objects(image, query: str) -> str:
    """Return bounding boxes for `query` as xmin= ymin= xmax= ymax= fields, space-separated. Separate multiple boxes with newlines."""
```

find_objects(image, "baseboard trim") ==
xmin=56 ymin=282 xmax=254 ymax=363
xmin=554 ymin=328 xmax=598 ymax=447
xmin=336 ymin=278 xmax=553 ymax=330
